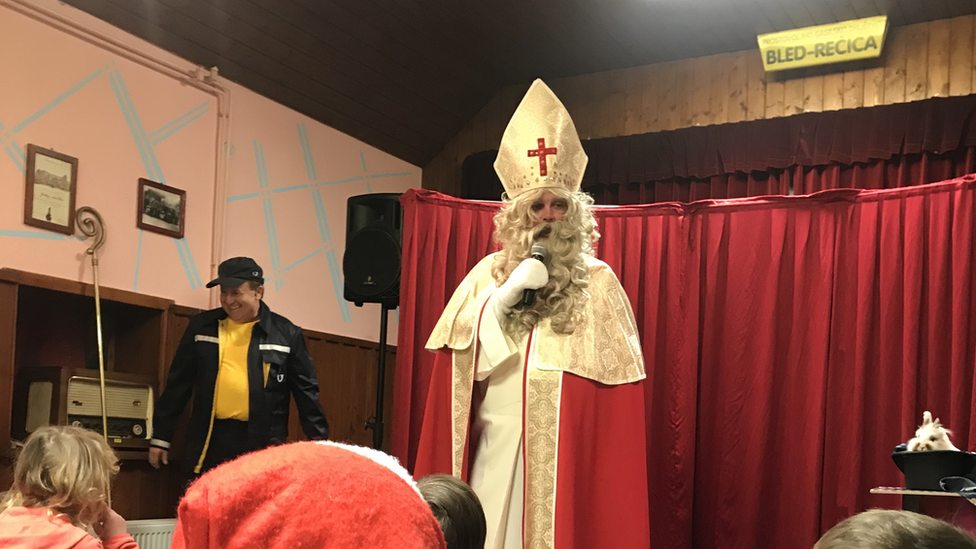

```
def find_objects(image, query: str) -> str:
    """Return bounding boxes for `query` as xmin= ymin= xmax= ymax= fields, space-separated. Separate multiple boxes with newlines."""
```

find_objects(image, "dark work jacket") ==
xmin=150 ymin=302 xmax=328 ymax=471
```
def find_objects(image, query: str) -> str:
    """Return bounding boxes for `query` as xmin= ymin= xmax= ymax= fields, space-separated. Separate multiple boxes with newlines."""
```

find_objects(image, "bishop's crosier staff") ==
xmin=75 ymin=206 xmax=110 ymax=506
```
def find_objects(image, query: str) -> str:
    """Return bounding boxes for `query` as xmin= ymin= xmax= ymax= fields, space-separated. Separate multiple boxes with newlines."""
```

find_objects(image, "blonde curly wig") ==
xmin=491 ymin=187 xmax=599 ymax=335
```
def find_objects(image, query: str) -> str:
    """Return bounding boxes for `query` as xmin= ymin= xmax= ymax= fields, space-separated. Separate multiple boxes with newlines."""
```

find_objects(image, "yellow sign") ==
xmin=757 ymin=16 xmax=888 ymax=72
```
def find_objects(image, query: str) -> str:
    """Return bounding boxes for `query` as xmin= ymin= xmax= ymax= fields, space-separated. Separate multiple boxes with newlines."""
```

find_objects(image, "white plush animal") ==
xmin=907 ymin=411 xmax=960 ymax=451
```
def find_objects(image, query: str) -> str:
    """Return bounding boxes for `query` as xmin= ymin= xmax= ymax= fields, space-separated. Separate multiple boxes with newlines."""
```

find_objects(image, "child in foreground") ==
xmin=0 ymin=425 xmax=138 ymax=549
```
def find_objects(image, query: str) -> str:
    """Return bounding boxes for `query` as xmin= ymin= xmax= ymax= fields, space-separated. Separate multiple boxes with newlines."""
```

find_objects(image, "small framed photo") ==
xmin=137 ymin=178 xmax=186 ymax=238
xmin=23 ymin=144 xmax=78 ymax=235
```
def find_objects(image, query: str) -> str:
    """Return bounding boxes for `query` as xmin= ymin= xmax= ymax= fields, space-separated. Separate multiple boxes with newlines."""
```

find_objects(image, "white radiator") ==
xmin=126 ymin=518 xmax=176 ymax=549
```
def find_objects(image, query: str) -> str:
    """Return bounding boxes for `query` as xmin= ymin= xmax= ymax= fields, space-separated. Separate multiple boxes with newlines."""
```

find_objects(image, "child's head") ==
xmin=417 ymin=474 xmax=487 ymax=549
xmin=0 ymin=425 xmax=118 ymax=529
xmin=815 ymin=509 xmax=976 ymax=549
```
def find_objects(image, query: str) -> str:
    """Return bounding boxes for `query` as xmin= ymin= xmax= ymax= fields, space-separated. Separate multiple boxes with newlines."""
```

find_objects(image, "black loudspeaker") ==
xmin=342 ymin=193 xmax=402 ymax=307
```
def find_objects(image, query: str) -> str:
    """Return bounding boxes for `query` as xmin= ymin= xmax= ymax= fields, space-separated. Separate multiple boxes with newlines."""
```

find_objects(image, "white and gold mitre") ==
xmin=493 ymin=79 xmax=588 ymax=199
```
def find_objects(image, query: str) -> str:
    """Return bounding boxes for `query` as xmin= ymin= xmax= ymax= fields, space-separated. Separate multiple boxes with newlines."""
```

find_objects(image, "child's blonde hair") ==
xmin=0 ymin=425 xmax=119 ymax=529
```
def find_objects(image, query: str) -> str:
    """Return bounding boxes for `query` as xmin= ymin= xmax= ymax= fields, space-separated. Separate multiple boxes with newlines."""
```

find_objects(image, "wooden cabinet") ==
xmin=0 ymin=268 xmax=182 ymax=519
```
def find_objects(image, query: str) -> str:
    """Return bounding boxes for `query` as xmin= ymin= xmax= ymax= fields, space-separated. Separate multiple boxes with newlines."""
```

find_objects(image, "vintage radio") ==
xmin=11 ymin=366 xmax=154 ymax=450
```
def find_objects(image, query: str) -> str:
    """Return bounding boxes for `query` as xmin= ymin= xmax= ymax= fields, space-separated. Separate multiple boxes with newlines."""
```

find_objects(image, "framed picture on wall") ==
xmin=23 ymin=144 xmax=78 ymax=235
xmin=137 ymin=178 xmax=185 ymax=239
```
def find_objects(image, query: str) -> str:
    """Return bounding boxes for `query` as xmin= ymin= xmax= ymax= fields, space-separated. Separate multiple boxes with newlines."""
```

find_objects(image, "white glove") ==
xmin=491 ymin=258 xmax=549 ymax=317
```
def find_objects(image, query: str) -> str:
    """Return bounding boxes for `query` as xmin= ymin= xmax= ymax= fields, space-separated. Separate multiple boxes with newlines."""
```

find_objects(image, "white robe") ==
xmin=469 ymin=303 xmax=526 ymax=549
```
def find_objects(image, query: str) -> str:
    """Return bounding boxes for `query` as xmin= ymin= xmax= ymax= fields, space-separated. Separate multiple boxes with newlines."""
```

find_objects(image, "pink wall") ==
xmin=0 ymin=0 xmax=420 ymax=343
xmin=223 ymin=83 xmax=418 ymax=343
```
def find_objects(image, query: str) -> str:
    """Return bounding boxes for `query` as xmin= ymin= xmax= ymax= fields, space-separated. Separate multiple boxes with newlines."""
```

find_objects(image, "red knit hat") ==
xmin=171 ymin=441 xmax=447 ymax=549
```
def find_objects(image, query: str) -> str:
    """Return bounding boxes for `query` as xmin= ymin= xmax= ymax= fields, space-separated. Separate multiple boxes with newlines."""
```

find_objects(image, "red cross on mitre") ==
xmin=527 ymin=138 xmax=557 ymax=176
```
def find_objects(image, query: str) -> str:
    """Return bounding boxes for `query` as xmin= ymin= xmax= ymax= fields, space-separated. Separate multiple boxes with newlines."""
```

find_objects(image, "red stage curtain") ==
xmin=393 ymin=174 xmax=976 ymax=549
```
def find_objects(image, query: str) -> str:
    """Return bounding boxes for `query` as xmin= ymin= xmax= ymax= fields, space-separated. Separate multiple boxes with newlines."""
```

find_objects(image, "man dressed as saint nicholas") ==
xmin=414 ymin=79 xmax=651 ymax=549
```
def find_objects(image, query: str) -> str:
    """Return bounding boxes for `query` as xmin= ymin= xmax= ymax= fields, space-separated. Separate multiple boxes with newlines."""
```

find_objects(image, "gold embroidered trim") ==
xmin=451 ymin=345 xmax=475 ymax=478
xmin=524 ymin=337 xmax=561 ymax=549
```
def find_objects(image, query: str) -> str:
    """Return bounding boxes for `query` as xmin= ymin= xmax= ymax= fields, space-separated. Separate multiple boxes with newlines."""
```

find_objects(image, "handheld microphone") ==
xmin=521 ymin=243 xmax=549 ymax=308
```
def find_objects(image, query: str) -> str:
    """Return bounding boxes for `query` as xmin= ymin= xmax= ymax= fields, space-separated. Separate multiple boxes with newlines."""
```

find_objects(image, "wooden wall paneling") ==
xmin=727 ymin=50 xmax=750 ymax=124
xmin=822 ymin=71 xmax=845 ymax=111
xmin=692 ymin=55 xmax=713 ymax=126
xmin=883 ymin=24 xmax=909 ymax=104
xmin=624 ymin=67 xmax=644 ymax=136
xmin=863 ymin=65 xmax=886 ymax=107
xmin=658 ymin=61 xmax=681 ymax=130
xmin=675 ymin=60 xmax=696 ymax=128
xmin=422 ymin=16 xmax=975 ymax=198
xmin=589 ymin=73 xmax=610 ymax=138
xmin=765 ymin=73 xmax=786 ymax=118
xmin=803 ymin=74 xmax=825 ymax=112
xmin=640 ymin=63 xmax=662 ymax=133
xmin=949 ymin=15 xmax=974 ymax=96
xmin=904 ymin=22 xmax=930 ymax=101
xmin=784 ymin=75 xmax=805 ymax=116
xmin=573 ymin=73 xmax=597 ymax=140
xmin=601 ymin=69 xmax=628 ymax=137
xmin=299 ymin=331 xmax=396 ymax=452
xmin=548 ymin=77 xmax=575 ymax=128
xmin=972 ymin=14 xmax=976 ymax=94
xmin=0 ymin=281 xmax=17 ymax=452
xmin=745 ymin=51 xmax=766 ymax=121
xmin=842 ymin=70 xmax=865 ymax=109
xmin=710 ymin=53 xmax=732 ymax=125
xmin=927 ymin=18 xmax=952 ymax=97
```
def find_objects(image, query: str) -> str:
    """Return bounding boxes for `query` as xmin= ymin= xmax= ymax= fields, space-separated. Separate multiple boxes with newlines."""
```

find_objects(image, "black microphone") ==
xmin=521 ymin=243 xmax=549 ymax=308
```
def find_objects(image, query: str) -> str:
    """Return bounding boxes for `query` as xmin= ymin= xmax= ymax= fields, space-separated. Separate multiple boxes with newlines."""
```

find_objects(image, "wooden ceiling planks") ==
xmin=60 ymin=0 xmax=976 ymax=166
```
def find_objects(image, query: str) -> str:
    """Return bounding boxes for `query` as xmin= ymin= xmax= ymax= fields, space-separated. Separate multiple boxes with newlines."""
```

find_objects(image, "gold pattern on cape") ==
xmin=426 ymin=254 xmax=645 ymax=386
xmin=524 ymin=363 xmax=561 ymax=549
xmin=494 ymin=79 xmax=588 ymax=199
xmin=451 ymin=343 xmax=475 ymax=478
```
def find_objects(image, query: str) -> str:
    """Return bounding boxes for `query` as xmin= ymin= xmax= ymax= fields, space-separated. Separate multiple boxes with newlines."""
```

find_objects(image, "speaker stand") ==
xmin=365 ymin=302 xmax=392 ymax=450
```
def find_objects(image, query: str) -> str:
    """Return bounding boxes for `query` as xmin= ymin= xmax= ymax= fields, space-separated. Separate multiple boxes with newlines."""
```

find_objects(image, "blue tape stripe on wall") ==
xmin=109 ymin=72 xmax=154 ymax=179
xmin=4 ymin=146 xmax=24 ymax=174
xmin=326 ymin=249 xmax=351 ymax=323
xmin=310 ymin=189 xmax=349 ymax=321
xmin=285 ymin=249 xmax=322 ymax=271
xmin=12 ymin=68 xmax=103 ymax=134
xmin=11 ymin=142 xmax=25 ymax=164
xmin=110 ymin=69 xmax=200 ymax=289
xmin=133 ymin=231 xmax=144 ymax=291
xmin=178 ymin=238 xmax=203 ymax=287
xmin=359 ymin=150 xmax=367 ymax=173
xmin=0 ymin=230 xmax=65 ymax=240
xmin=153 ymin=107 xmax=210 ymax=145
xmin=150 ymin=101 xmax=209 ymax=138
xmin=298 ymin=124 xmax=317 ymax=181
xmin=114 ymin=71 xmax=165 ymax=184
xmin=227 ymin=192 xmax=260 ymax=202
xmin=272 ymin=184 xmax=308 ymax=194
xmin=368 ymin=172 xmax=412 ymax=179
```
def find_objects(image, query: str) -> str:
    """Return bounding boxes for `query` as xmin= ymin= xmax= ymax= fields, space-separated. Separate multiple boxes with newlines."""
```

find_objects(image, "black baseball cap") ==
xmin=206 ymin=257 xmax=265 ymax=288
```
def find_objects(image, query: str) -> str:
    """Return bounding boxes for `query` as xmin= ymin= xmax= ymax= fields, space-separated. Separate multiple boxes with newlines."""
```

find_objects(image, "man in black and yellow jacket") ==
xmin=148 ymin=257 xmax=329 ymax=476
